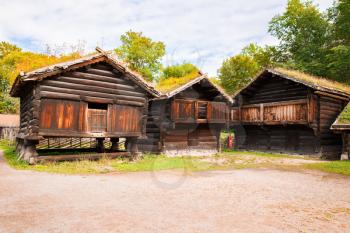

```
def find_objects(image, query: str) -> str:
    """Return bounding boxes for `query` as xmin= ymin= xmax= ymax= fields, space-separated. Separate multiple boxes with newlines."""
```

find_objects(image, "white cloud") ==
xmin=0 ymin=0 xmax=334 ymax=76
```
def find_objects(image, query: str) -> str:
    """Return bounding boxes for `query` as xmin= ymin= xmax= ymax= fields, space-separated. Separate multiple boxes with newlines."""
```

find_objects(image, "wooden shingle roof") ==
xmin=10 ymin=48 xmax=161 ymax=97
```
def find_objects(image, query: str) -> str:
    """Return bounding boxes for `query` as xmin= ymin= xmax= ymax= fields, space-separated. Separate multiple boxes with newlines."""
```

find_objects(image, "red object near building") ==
xmin=227 ymin=134 xmax=233 ymax=149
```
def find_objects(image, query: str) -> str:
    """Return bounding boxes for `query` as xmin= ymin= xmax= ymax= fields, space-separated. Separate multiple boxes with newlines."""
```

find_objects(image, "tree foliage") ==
xmin=218 ymin=43 xmax=276 ymax=94
xmin=268 ymin=0 xmax=350 ymax=83
xmin=269 ymin=0 xmax=330 ymax=76
xmin=333 ymin=0 xmax=350 ymax=45
xmin=0 ymin=41 xmax=81 ymax=113
xmin=219 ymin=0 xmax=350 ymax=95
xmin=115 ymin=31 xmax=165 ymax=82
xmin=218 ymin=55 xmax=260 ymax=94
xmin=0 ymin=42 xmax=21 ymax=60
xmin=161 ymin=63 xmax=199 ymax=80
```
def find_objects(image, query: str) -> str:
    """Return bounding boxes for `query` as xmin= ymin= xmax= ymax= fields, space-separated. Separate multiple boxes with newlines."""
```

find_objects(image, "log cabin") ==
xmin=331 ymin=103 xmax=350 ymax=160
xmin=10 ymin=48 xmax=160 ymax=164
xmin=137 ymin=74 xmax=233 ymax=156
xmin=231 ymin=68 xmax=350 ymax=159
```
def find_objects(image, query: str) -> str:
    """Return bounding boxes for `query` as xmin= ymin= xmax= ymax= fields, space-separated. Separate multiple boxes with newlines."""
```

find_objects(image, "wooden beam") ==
xmin=314 ymin=91 xmax=349 ymax=101
xmin=36 ymin=151 xmax=130 ymax=163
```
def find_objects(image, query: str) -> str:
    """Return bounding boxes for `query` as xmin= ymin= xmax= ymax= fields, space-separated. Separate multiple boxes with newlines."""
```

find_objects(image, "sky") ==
xmin=0 ymin=0 xmax=334 ymax=76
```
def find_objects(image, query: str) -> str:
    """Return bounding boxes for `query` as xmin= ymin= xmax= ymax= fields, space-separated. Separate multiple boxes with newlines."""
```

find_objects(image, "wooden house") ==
xmin=137 ymin=74 xmax=233 ymax=156
xmin=231 ymin=68 xmax=350 ymax=159
xmin=331 ymin=103 xmax=350 ymax=160
xmin=0 ymin=114 xmax=19 ymax=141
xmin=10 ymin=48 xmax=160 ymax=164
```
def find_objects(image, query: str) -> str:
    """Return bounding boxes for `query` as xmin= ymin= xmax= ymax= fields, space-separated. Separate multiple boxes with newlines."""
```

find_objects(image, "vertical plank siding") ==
xmin=319 ymin=96 xmax=344 ymax=158
xmin=207 ymin=102 xmax=229 ymax=123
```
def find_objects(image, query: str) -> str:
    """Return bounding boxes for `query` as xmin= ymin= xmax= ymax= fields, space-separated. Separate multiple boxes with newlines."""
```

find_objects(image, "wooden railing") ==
xmin=171 ymin=99 xmax=229 ymax=124
xmin=231 ymin=99 xmax=315 ymax=125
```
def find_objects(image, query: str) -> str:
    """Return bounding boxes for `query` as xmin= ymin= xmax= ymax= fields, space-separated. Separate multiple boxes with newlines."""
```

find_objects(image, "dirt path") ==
xmin=1 ymin=152 xmax=350 ymax=233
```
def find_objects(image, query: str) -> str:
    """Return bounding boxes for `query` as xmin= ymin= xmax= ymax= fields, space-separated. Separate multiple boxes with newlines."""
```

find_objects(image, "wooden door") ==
xmin=87 ymin=109 xmax=107 ymax=132
xmin=108 ymin=105 xmax=142 ymax=133
xmin=171 ymin=100 xmax=195 ymax=123
xmin=40 ymin=99 xmax=79 ymax=130
xmin=207 ymin=102 xmax=228 ymax=123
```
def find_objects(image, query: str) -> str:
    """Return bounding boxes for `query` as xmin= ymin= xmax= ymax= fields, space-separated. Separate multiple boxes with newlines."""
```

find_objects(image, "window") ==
xmin=87 ymin=103 xmax=107 ymax=132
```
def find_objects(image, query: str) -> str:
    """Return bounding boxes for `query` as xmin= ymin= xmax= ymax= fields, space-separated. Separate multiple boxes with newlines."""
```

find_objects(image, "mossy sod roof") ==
xmin=271 ymin=67 xmax=350 ymax=96
xmin=155 ymin=70 xmax=201 ymax=93
xmin=332 ymin=103 xmax=350 ymax=130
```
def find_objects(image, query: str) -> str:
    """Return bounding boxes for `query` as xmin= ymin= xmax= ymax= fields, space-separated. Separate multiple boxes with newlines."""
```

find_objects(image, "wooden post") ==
xmin=126 ymin=137 xmax=140 ymax=160
xmin=110 ymin=138 xmax=119 ymax=152
xmin=260 ymin=104 xmax=264 ymax=123
xmin=96 ymin=138 xmax=105 ymax=153
xmin=216 ymin=128 xmax=222 ymax=153
xmin=18 ymin=139 xmax=39 ymax=165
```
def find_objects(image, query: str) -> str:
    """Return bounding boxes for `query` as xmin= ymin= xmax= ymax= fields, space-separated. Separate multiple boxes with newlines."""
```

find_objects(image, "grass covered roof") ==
xmin=271 ymin=68 xmax=350 ymax=96
xmin=332 ymin=103 xmax=350 ymax=130
xmin=155 ymin=70 xmax=201 ymax=93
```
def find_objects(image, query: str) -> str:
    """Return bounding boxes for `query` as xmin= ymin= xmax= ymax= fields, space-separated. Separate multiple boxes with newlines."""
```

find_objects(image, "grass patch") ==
xmin=304 ymin=161 xmax=350 ymax=176
xmin=222 ymin=150 xmax=301 ymax=159
xmin=1 ymin=140 xmax=350 ymax=176
xmin=0 ymin=141 xmax=213 ymax=174
xmin=0 ymin=140 xmax=30 ymax=169
xmin=111 ymin=154 xmax=213 ymax=172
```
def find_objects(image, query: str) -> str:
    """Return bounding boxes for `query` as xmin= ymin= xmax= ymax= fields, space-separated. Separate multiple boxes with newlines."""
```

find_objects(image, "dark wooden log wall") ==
xmin=233 ymin=74 xmax=348 ymax=159
xmin=138 ymin=84 xmax=229 ymax=154
xmin=234 ymin=125 xmax=318 ymax=155
xmin=240 ymin=76 xmax=309 ymax=105
xmin=163 ymin=124 xmax=218 ymax=152
xmin=29 ymin=62 xmax=148 ymax=138
xmin=137 ymin=100 xmax=163 ymax=153
xmin=18 ymin=84 xmax=40 ymax=139
xmin=343 ymin=132 xmax=350 ymax=156
xmin=40 ymin=63 xmax=147 ymax=106
xmin=318 ymin=96 xmax=344 ymax=158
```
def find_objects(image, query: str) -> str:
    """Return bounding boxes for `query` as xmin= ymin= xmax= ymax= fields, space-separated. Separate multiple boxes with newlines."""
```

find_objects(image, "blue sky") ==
xmin=0 ymin=0 xmax=333 ymax=76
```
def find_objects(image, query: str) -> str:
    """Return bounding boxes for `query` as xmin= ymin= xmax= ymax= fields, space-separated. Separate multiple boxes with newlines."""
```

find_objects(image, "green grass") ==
xmin=304 ymin=161 xmax=350 ymax=176
xmin=112 ymin=154 xmax=213 ymax=172
xmin=222 ymin=150 xmax=300 ymax=159
xmin=337 ymin=103 xmax=350 ymax=125
xmin=0 ymin=141 xmax=30 ymax=169
xmin=1 ymin=140 xmax=350 ymax=176
xmin=0 ymin=141 xmax=213 ymax=174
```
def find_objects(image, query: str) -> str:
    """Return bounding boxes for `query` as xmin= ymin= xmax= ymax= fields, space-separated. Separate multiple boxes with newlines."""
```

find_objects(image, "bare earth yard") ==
xmin=1 ymin=152 xmax=350 ymax=233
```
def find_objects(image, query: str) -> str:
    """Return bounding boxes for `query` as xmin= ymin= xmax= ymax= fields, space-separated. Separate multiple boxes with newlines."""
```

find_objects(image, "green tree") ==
xmin=242 ymin=43 xmax=278 ymax=67
xmin=115 ymin=31 xmax=165 ymax=81
xmin=161 ymin=63 xmax=199 ymax=79
xmin=268 ymin=0 xmax=330 ymax=75
xmin=218 ymin=55 xmax=260 ymax=94
xmin=0 ymin=45 xmax=80 ymax=114
xmin=326 ymin=45 xmax=350 ymax=84
xmin=333 ymin=0 xmax=350 ymax=45
xmin=325 ymin=0 xmax=350 ymax=83
xmin=0 ymin=41 xmax=21 ymax=59
xmin=218 ymin=43 xmax=275 ymax=94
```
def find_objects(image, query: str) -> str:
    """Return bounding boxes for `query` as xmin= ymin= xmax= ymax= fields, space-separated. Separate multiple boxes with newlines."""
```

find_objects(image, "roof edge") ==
xmin=158 ymin=74 xmax=233 ymax=104
xmin=10 ymin=48 xmax=161 ymax=97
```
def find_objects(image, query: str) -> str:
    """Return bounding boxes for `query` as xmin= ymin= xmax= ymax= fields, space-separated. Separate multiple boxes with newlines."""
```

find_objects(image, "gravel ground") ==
xmin=1 ymin=152 xmax=350 ymax=233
